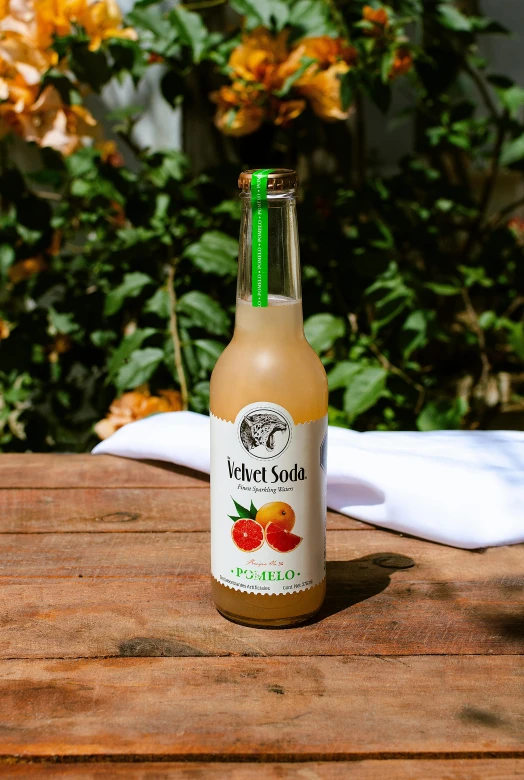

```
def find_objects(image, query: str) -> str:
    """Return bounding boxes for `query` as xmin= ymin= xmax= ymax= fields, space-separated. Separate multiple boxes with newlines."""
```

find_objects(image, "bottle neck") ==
xmin=235 ymin=190 xmax=303 ymax=337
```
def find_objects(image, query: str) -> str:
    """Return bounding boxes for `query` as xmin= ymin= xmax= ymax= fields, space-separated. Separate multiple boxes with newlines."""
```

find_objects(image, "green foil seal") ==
xmin=251 ymin=168 xmax=274 ymax=307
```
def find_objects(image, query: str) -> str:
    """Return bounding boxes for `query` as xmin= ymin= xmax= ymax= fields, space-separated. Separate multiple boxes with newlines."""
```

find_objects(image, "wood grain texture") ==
xmin=0 ymin=657 xmax=522 ymax=757
xmin=0 ymin=531 xmax=522 ymax=658
xmin=0 ymin=455 xmax=209 ymax=489
xmin=2 ymin=759 xmax=524 ymax=779
xmin=0 ymin=489 xmax=367 ymax=533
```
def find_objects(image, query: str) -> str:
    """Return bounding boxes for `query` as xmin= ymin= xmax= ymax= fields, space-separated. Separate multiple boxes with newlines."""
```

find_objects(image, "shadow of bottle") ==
xmin=308 ymin=552 xmax=415 ymax=624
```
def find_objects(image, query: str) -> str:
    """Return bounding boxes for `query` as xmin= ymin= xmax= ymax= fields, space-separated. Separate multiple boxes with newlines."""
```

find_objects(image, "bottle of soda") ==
xmin=210 ymin=169 xmax=328 ymax=627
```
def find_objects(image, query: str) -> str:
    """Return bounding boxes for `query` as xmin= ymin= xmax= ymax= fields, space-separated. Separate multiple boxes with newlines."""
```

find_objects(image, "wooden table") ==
xmin=0 ymin=454 xmax=523 ymax=779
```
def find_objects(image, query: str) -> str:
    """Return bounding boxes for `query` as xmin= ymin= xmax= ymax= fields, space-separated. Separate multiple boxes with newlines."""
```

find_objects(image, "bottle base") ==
xmin=215 ymin=603 xmax=323 ymax=628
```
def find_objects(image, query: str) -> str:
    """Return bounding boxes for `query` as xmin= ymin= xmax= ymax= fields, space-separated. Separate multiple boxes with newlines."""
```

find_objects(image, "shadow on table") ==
xmin=308 ymin=552 xmax=415 ymax=624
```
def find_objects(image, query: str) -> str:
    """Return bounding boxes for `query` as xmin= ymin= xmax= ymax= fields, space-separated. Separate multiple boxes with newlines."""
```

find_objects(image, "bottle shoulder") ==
xmin=210 ymin=335 xmax=327 ymax=423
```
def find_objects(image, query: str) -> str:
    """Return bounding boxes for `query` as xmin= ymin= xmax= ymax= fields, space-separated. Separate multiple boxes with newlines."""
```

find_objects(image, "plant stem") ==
xmin=463 ymin=60 xmax=498 ymax=119
xmin=354 ymin=92 xmax=366 ymax=189
xmin=167 ymin=262 xmax=189 ymax=411
xmin=487 ymin=194 xmax=524 ymax=229
xmin=460 ymin=286 xmax=491 ymax=387
xmin=461 ymin=110 xmax=508 ymax=260
xmin=368 ymin=342 xmax=426 ymax=413
xmin=180 ymin=0 xmax=226 ymax=8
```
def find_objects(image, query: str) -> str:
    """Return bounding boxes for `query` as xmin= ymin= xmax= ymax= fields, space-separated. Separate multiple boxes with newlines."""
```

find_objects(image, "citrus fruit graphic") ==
xmin=265 ymin=521 xmax=302 ymax=553
xmin=255 ymin=501 xmax=295 ymax=531
xmin=231 ymin=518 xmax=264 ymax=552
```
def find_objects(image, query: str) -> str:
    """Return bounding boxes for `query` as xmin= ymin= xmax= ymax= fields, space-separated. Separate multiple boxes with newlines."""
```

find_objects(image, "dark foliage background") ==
xmin=0 ymin=0 xmax=523 ymax=450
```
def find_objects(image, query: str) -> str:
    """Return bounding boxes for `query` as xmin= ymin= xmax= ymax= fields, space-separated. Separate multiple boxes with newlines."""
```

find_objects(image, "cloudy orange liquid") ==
xmin=210 ymin=296 xmax=328 ymax=626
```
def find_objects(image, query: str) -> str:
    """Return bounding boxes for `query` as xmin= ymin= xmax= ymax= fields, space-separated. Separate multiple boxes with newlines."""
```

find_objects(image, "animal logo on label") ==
xmin=238 ymin=408 xmax=291 ymax=460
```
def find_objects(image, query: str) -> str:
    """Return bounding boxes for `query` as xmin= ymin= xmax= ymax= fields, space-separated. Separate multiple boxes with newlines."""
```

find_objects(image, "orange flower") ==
xmin=97 ymin=139 xmax=124 ymax=167
xmin=108 ymin=200 xmax=126 ymax=227
xmin=48 ymin=230 xmax=62 ymax=256
xmin=280 ymin=36 xmax=357 ymax=77
xmin=508 ymin=217 xmax=524 ymax=246
xmin=0 ymin=318 xmax=10 ymax=340
xmin=296 ymin=61 xmax=352 ymax=121
xmin=211 ymin=83 xmax=265 ymax=136
xmin=363 ymin=5 xmax=389 ymax=34
xmin=48 ymin=333 xmax=72 ymax=363
xmin=273 ymin=99 xmax=306 ymax=126
xmin=94 ymin=387 xmax=183 ymax=440
xmin=229 ymin=27 xmax=289 ymax=90
xmin=34 ymin=0 xmax=137 ymax=52
xmin=390 ymin=48 xmax=413 ymax=79
xmin=9 ymin=256 xmax=47 ymax=283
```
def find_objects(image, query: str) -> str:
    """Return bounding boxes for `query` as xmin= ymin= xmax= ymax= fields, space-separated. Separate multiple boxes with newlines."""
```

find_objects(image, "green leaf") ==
xmin=171 ymin=6 xmax=209 ymax=62
xmin=178 ymin=291 xmax=230 ymax=335
xmin=304 ymin=313 xmax=345 ymax=353
xmin=249 ymin=500 xmax=258 ymax=519
xmin=288 ymin=0 xmax=335 ymax=36
xmin=144 ymin=288 xmax=170 ymax=319
xmin=147 ymin=150 xmax=188 ymax=187
xmin=91 ymin=330 xmax=116 ymax=348
xmin=230 ymin=0 xmax=271 ymax=27
xmin=194 ymin=339 xmax=225 ymax=372
xmin=417 ymin=398 xmax=468 ymax=431
xmin=500 ymin=134 xmax=524 ymax=167
xmin=48 ymin=308 xmax=79 ymax=336
xmin=108 ymin=328 xmax=157 ymax=380
xmin=184 ymin=231 xmax=238 ymax=276
xmin=507 ymin=321 xmax=524 ymax=360
xmin=104 ymin=272 xmax=153 ymax=317
xmin=115 ymin=347 xmax=164 ymax=392
xmin=498 ymin=85 xmax=524 ymax=118
xmin=327 ymin=361 xmax=362 ymax=391
xmin=438 ymin=3 xmax=471 ymax=32
xmin=343 ymin=367 xmax=387 ymax=421
xmin=401 ymin=310 xmax=428 ymax=358
xmin=478 ymin=310 xmax=497 ymax=330
xmin=0 ymin=244 xmax=15 ymax=279
xmin=425 ymin=282 xmax=461 ymax=296
xmin=190 ymin=379 xmax=210 ymax=413
xmin=275 ymin=56 xmax=315 ymax=97
xmin=232 ymin=497 xmax=251 ymax=519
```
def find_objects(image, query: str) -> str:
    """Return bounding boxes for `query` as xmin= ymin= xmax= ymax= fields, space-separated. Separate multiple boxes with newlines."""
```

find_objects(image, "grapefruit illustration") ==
xmin=231 ymin=518 xmax=264 ymax=552
xmin=265 ymin=521 xmax=302 ymax=553
xmin=255 ymin=502 xmax=295 ymax=531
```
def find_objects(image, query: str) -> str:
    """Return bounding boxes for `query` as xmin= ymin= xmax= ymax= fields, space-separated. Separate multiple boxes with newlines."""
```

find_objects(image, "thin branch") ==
xmin=461 ymin=110 xmax=508 ymax=261
xmin=180 ymin=0 xmax=226 ymax=9
xmin=167 ymin=262 xmax=189 ymax=411
xmin=354 ymin=92 xmax=367 ymax=190
xmin=463 ymin=60 xmax=498 ymax=119
xmin=368 ymin=341 xmax=426 ymax=413
xmin=487 ymin=194 xmax=524 ymax=229
xmin=460 ymin=286 xmax=491 ymax=388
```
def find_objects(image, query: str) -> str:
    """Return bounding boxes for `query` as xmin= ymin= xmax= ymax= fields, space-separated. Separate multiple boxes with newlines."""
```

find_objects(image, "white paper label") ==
xmin=211 ymin=402 xmax=327 ymax=595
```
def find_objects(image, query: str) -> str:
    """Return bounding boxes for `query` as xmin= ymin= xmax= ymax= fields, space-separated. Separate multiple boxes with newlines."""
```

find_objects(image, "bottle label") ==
xmin=211 ymin=402 xmax=327 ymax=596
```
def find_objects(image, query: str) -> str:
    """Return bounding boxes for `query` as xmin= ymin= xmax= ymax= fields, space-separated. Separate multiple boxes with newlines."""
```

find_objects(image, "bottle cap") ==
xmin=238 ymin=168 xmax=298 ymax=193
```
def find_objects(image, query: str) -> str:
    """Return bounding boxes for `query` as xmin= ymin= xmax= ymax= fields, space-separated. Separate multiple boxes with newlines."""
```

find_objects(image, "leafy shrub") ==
xmin=0 ymin=0 xmax=523 ymax=450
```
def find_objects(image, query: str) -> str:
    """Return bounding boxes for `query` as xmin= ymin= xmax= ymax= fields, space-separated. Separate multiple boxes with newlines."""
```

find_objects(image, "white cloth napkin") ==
xmin=92 ymin=412 xmax=524 ymax=549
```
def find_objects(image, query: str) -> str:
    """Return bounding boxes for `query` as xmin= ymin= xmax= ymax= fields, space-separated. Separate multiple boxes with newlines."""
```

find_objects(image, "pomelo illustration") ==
xmin=231 ymin=518 xmax=264 ymax=552
xmin=255 ymin=501 xmax=295 ymax=531
xmin=265 ymin=521 xmax=302 ymax=553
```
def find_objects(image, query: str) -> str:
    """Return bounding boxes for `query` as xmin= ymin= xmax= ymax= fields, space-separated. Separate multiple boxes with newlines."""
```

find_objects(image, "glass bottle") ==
xmin=210 ymin=169 xmax=328 ymax=627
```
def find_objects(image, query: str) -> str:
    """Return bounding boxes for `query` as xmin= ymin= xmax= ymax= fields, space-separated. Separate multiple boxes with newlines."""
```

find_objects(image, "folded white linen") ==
xmin=92 ymin=411 xmax=524 ymax=549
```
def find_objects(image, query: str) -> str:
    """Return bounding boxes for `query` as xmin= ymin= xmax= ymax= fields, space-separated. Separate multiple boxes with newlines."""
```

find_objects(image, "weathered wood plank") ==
xmin=0 ymin=657 xmax=522 ymax=757
xmin=0 ymin=455 xmax=208 ymax=489
xmin=0 ymin=532 xmax=522 ymax=658
xmin=0 ymin=489 xmax=367 ymax=533
xmin=0 ymin=530 xmax=522 ymax=581
xmin=3 ymin=759 xmax=524 ymax=779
